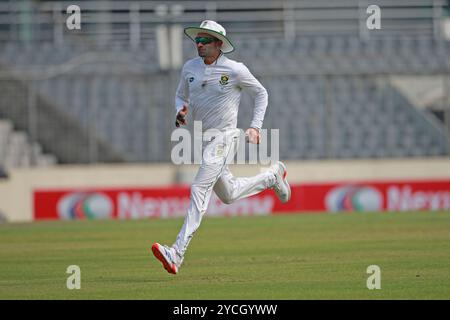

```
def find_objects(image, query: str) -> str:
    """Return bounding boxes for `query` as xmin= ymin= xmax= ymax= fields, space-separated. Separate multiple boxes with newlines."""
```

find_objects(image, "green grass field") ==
xmin=1 ymin=211 xmax=449 ymax=299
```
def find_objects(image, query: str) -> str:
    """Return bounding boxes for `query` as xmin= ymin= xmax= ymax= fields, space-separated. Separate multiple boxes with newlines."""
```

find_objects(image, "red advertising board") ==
xmin=33 ymin=179 xmax=450 ymax=220
xmin=287 ymin=180 xmax=450 ymax=212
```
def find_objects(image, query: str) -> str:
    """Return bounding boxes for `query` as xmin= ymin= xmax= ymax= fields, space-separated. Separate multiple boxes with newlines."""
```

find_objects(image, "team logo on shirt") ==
xmin=219 ymin=74 xmax=229 ymax=85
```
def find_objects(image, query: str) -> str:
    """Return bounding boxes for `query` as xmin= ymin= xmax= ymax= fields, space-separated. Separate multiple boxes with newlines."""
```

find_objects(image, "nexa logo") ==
xmin=57 ymin=192 xmax=113 ymax=220
xmin=325 ymin=185 xmax=383 ymax=212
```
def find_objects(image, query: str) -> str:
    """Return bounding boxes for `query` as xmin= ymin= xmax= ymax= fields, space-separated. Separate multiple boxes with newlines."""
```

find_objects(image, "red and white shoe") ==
xmin=271 ymin=161 xmax=291 ymax=203
xmin=151 ymin=243 xmax=179 ymax=274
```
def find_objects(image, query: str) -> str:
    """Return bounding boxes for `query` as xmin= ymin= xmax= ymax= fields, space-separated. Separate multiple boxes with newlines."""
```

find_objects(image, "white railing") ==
xmin=0 ymin=0 xmax=448 ymax=43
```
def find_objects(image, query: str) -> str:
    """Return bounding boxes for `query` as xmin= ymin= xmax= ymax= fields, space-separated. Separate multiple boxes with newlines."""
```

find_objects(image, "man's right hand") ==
xmin=175 ymin=105 xmax=188 ymax=127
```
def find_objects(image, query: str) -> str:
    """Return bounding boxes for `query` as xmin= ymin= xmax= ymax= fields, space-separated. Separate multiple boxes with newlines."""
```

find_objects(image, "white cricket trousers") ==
xmin=172 ymin=128 xmax=274 ymax=263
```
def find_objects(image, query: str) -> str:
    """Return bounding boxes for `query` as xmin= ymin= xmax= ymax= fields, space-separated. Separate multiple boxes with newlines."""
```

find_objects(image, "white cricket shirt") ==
xmin=175 ymin=54 xmax=268 ymax=131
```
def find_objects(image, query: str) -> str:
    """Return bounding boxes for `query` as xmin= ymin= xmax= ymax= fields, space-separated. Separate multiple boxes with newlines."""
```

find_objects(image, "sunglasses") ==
xmin=195 ymin=37 xmax=218 ymax=45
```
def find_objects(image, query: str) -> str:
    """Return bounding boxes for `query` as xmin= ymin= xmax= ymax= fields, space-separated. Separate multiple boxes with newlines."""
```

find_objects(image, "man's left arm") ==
xmin=237 ymin=64 xmax=268 ymax=143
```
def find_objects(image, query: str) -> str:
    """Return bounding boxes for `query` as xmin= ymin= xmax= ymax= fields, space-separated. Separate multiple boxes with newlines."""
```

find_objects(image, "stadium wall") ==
xmin=1 ymin=158 xmax=450 ymax=222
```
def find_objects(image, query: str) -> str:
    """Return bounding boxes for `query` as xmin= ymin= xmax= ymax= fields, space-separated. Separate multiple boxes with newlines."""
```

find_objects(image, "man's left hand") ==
xmin=245 ymin=128 xmax=261 ymax=144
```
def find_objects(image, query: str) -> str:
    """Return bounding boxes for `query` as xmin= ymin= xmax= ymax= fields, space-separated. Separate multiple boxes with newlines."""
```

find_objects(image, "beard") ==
xmin=197 ymin=49 xmax=207 ymax=57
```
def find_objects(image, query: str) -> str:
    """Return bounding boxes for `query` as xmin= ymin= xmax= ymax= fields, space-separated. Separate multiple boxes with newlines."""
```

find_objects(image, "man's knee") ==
xmin=215 ymin=175 xmax=237 ymax=204
xmin=216 ymin=189 xmax=236 ymax=204
xmin=222 ymin=196 xmax=234 ymax=205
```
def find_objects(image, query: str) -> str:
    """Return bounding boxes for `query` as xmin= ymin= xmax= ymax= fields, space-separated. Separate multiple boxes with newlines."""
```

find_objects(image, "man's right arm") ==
xmin=175 ymin=65 xmax=189 ymax=115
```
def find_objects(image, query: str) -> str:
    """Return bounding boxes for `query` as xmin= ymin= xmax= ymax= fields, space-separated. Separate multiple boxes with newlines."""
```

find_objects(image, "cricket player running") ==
xmin=152 ymin=20 xmax=291 ymax=274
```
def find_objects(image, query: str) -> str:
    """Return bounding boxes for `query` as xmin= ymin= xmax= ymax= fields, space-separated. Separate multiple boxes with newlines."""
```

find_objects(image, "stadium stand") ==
xmin=0 ymin=118 xmax=57 ymax=168
xmin=0 ymin=0 xmax=449 ymax=164
xmin=0 ymin=68 xmax=125 ymax=164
